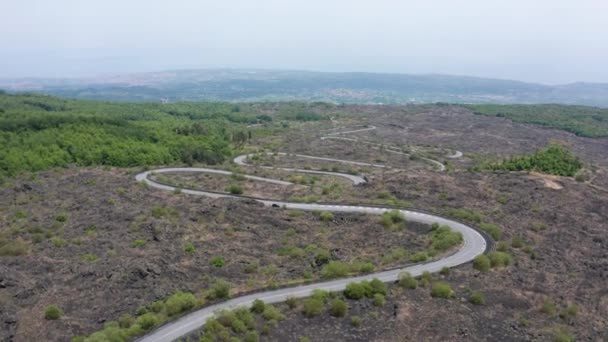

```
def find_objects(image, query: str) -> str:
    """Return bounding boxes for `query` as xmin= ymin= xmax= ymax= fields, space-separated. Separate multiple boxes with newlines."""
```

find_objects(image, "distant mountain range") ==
xmin=1 ymin=69 xmax=607 ymax=106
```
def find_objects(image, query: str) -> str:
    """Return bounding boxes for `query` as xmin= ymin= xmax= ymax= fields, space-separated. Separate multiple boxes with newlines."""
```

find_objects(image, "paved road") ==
xmin=135 ymin=182 xmax=486 ymax=342
xmin=135 ymin=126 xmax=478 ymax=342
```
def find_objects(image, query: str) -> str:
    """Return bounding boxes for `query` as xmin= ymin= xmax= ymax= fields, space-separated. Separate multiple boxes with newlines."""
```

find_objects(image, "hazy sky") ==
xmin=2 ymin=0 xmax=607 ymax=84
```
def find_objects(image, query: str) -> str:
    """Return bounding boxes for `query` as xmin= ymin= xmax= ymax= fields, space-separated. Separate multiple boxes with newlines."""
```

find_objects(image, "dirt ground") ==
xmin=0 ymin=168 xmax=432 ymax=341
xmin=1 ymin=103 xmax=608 ymax=341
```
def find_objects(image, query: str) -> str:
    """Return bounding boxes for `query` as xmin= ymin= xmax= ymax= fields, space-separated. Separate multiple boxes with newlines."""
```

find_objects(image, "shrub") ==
xmin=469 ymin=291 xmax=486 ymax=305
xmin=344 ymin=282 xmax=367 ymax=300
xmin=147 ymin=301 xmax=165 ymax=314
xmin=382 ymin=247 xmax=408 ymax=264
xmin=44 ymin=305 xmax=62 ymax=320
xmin=130 ymin=239 xmax=146 ymax=248
xmin=473 ymin=255 xmax=491 ymax=272
xmin=165 ymin=291 xmax=197 ymax=316
xmin=285 ymin=297 xmax=297 ymax=309
xmin=398 ymin=272 xmax=418 ymax=289
xmin=55 ymin=213 xmax=68 ymax=223
xmin=311 ymin=289 xmax=330 ymax=303
xmin=227 ymin=184 xmax=244 ymax=195
xmin=118 ymin=313 xmax=134 ymax=329
xmin=373 ymin=294 xmax=386 ymax=307
xmin=440 ymin=267 xmax=450 ymax=276
xmin=135 ymin=313 xmax=159 ymax=330
xmin=51 ymin=237 xmax=67 ymax=248
xmin=410 ymin=251 xmax=428 ymax=262
xmin=369 ymin=279 xmax=387 ymax=296
xmin=231 ymin=319 xmax=247 ymax=334
xmin=262 ymin=305 xmax=285 ymax=321
xmin=321 ymin=261 xmax=349 ymax=279
xmin=350 ymin=315 xmax=362 ymax=327
xmin=380 ymin=210 xmax=406 ymax=230
xmin=208 ymin=279 xmax=231 ymax=300
xmin=81 ymin=253 xmax=98 ymax=262
xmin=479 ymin=223 xmax=502 ymax=240
xmin=429 ymin=224 xmax=463 ymax=251
xmin=0 ymin=238 xmax=29 ymax=256
xmin=319 ymin=211 xmax=334 ymax=222
xmin=430 ymin=282 xmax=454 ymax=298
xmin=445 ymin=208 xmax=483 ymax=223
xmin=553 ymin=326 xmax=574 ymax=342
xmin=541 ymin=298 xmax=557 ymax=316
xmin=251 ymin=299 xmax=265 ymax=313
xmin=234 ymin=307 xmax=255 ymax=330
xmin=302 ymin=297 xmax=324 ymax=317
xmin=488 ymin=251 xmax=512 ymax=268
xmin=330 ymin=298 xmax=348 ymax=317
xmin=210 ymin=256 xmax=225 ymax=268
xmin=559 ymin=303 xmax=579 ymax=319
xmin=244 ymin=331 xmax=260 ymax=342
xmin=314 ymin=248 xmax=330 ymax=266
xmin=511 ymin=236 xmax=525 ymax=248
xmin=184 ymin=242 xmax=195 ymax=254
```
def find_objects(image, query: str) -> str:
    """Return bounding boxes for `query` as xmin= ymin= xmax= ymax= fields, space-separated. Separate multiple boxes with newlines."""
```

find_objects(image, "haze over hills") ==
xmin=1 ymin=69 xmax=608 ymax=106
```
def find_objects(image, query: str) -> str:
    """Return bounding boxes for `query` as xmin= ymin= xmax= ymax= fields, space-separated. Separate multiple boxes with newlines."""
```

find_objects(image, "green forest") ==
xmin=480 ymin=145 xmax=583 ymax=177
xmin=466 ymin=104 xmax=608 ymax=138
xmin=0 ymin=93 xmax=327 ymax=183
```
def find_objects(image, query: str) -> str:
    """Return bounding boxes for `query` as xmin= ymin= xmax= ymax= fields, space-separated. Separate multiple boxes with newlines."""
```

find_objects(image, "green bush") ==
xmin=469 ymin=291 xmax=486 ymax=305
xmin=373 ymin=294 xmax=386 ymax=307
xmin=251 ymin=299 xmax=265 ymax=313
xmin=344 ymin=282 xmax=367 ymax=300
xmin=479 ymin=223 xmax=502 ymax=240
xmin=430 ymin=282 xmax=454 ymax=298
xmin=410 ymin=251 xmax=428 ymax=262
xmin=184 ymin=241 xmax=195 ymax=254
xmin=553 ymin=326 xmax=574 ymax=342
xmin=488 ymin=251 xmax=512 ymax=268
xmin=135 ymin=313 xmax=159 ymax=331
xmin=130 ymin=239 xmax=146 ymax=248
xmin=350 ymin=315 xmax=362 ymax=327
xmin=244 ymin=331 xmax=260 ymax=342
xmin=262 ymin=305 xmax=285 ymax=321
xmin=511 ymin=236 xmax=525 ymax=248
xmin=398 ymin=272 xmax=418 ymax=289
xmin=302 ymin=297 xmax=324 ymax=317
xmin=445 ymin=208 xmax=483 ymax=223
xmin=330 ymin=298 xmax=348 ymax=317
xmin=559 ymin=303 xmax=579 ymax=319
xmin=481 ymin=145 xmax=582 ymax=177
xmin=165 ymin=291 xmax=197 ymax=316
xmin=540 ymin=298 xmax=557 ymax=316
xmin=380 ymin=210 xmax=406 ymax=230
xmin=210 ymin=256 xmax=225 ymax=268
xmin=473 ymin=255 xmax=491 ymax=272
xmin=44 ymin=305 xmax=63 ymax=320
xmin=0 ymin=238 xmax=29 ymax=256
xmin=429 ymin=224 xmax=463 ymax=251
xmin=208 ymin=279 xmax=231 ymax=300
xmin=227 ymin=184 xmax=244 ymax=195
xmin=382 ymin=247 xmax=408 ymax=264
xmin=321 ymin=261 xmax=349 ymax=279
xmin=319 ymin=211 xmax=334 ymax=222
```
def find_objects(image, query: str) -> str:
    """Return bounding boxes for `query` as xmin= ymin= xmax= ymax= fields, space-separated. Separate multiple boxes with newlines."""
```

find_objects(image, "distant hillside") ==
xmin=1 ymin=69 xmax=607 ymax=106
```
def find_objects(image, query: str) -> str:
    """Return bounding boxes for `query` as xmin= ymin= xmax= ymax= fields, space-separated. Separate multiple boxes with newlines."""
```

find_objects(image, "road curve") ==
xmin=134 ymin=169 xmax=487 ymax=342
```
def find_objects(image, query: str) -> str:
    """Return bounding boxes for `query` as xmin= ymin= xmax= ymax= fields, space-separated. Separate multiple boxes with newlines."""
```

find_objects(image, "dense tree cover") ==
xmin=480 ymin=145 xmax=582 ymax=177
xmin=466 ymin=104 xmax=608 ymax=138
xmin=0 ymin=93 xmax=315 ymax=181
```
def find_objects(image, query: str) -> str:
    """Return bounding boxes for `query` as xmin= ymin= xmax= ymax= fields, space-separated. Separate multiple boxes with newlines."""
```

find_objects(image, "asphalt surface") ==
xmin=134 ymin=126 xmax=480 ymax=342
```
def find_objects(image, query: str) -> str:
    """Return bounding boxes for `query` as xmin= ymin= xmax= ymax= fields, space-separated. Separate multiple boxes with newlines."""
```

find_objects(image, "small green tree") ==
xmin=44 ymin=305 xmax=62 ymax=320
xmin=473 ymin=255 xmax=491 ymax=272
xmin=329 ymin=298 xmax=348 ymax=317
xmin=430 ymin=282 xmax=454 ymax=298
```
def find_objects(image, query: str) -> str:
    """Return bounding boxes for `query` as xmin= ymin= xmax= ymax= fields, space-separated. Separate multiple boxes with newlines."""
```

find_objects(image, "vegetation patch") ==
xmin=478 ymin=145 xmax=582 ymax=177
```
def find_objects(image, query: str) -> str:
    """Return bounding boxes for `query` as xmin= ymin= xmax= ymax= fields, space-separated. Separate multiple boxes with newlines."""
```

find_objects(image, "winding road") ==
xmin=135 ymin=126 xmax=484 ymax=342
